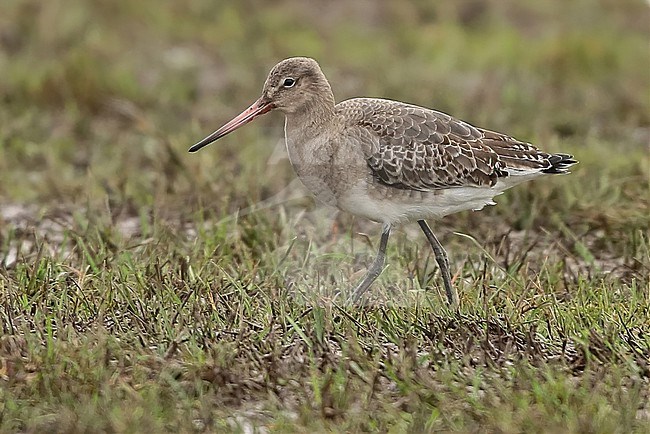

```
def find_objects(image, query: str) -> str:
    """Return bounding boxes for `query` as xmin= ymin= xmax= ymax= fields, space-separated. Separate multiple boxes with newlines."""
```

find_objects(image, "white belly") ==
xmin=336 ymin=179 xmax=523 ymax=225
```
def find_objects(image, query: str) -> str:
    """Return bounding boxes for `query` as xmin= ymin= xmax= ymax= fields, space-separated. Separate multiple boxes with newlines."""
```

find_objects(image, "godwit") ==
xmin=189 ymin=57 xmax=576 ymax=306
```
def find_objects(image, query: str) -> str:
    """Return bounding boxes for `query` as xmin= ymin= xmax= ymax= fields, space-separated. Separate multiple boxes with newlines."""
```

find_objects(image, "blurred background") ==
xmin=0 ymin=0 xmax=648 ymax=252
xmin=0 ymin=2 xmax=649 ymax=431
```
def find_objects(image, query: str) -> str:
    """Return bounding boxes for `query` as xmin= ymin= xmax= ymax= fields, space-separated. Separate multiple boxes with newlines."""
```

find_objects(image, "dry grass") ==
xmin=1 ymin=0 xmax=649 ymax=432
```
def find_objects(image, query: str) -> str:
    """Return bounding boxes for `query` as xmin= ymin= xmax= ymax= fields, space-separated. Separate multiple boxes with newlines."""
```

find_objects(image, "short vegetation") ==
xmin=0 ymin=0 xmax=648 ymax=432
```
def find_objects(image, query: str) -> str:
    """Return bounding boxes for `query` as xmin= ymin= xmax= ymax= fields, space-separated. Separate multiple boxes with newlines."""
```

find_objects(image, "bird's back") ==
xmin=335 ymin=98 xmax=576 ymax=193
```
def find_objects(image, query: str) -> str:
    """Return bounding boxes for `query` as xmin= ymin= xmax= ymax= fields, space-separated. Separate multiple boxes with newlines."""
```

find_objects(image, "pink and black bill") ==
xmin=189 ymin=97 xmax=274 ymax=153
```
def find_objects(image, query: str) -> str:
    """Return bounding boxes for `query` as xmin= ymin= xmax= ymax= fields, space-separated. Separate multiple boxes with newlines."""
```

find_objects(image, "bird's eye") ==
xmin=282 ymin=77 xmax=296 ymax=88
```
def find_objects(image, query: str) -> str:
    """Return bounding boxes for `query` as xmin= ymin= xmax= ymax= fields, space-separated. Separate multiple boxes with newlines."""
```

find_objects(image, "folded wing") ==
xmin=340 ymin=98 xmax=575 ymax=191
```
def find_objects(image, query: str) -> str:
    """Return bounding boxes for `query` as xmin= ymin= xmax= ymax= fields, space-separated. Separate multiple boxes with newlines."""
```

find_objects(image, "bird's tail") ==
xmin=542 ymin=153 xmax=578 ymax=174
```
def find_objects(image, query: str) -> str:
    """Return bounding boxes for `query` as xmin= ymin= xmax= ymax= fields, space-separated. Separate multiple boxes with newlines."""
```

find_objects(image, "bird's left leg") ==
xmin=348 ymin=223 xmax=391 ymax=303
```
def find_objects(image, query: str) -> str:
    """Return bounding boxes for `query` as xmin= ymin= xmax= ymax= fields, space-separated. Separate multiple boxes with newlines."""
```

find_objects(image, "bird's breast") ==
xmin=284 ymin=121 xmax=368 ymax=208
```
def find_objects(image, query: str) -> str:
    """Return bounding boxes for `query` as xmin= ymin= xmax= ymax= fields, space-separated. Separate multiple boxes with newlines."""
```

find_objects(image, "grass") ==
xmin=1 ymin=0 xmax=649 ymax=432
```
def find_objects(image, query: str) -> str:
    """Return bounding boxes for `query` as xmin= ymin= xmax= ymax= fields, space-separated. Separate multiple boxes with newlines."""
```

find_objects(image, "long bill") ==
xmin=188 ymin=97 xmax=274 ymax=153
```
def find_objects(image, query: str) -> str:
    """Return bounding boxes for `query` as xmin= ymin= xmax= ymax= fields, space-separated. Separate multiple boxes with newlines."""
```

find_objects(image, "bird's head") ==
xmin=189 ymin=57 xmax=332 ymax=153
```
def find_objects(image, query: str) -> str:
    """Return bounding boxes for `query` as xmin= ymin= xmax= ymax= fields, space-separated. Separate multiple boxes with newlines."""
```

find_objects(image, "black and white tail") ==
xmin=542 ymin=153 xmax=578 ymax=174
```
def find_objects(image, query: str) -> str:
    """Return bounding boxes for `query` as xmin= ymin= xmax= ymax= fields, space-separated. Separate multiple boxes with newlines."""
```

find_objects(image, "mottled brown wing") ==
xmin=339 ymin=98 xmax=560 ymax=191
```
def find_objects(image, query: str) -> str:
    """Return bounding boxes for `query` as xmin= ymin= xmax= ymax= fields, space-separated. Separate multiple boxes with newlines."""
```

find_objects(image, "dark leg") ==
xmin=418 ymin=220 xmax=459 ymax=308
xmin=348 ymin=224 xmax=391 ymax=303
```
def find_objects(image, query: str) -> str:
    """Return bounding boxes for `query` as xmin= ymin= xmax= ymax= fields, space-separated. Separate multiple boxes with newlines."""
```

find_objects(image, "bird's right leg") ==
xmin=348 ymin=224 xmax=391 ymax=303
xmin=418 ymin=220 xmax=459 ymax=308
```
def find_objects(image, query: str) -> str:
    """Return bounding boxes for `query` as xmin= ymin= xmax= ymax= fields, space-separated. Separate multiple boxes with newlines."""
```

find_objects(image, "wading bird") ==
xmin=189 ymin=57 xmax=576 ymax=306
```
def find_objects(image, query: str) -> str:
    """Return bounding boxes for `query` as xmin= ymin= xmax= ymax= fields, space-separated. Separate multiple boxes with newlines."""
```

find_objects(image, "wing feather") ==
xmin=337 ymin=98 xmax=575 ymax=191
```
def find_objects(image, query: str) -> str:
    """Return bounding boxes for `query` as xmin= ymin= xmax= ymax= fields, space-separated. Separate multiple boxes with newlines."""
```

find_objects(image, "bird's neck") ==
xmin=282 ymin=91 xmax=340 ymax=205
xmin=285 ymin=88 xmax=336 ymax=140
